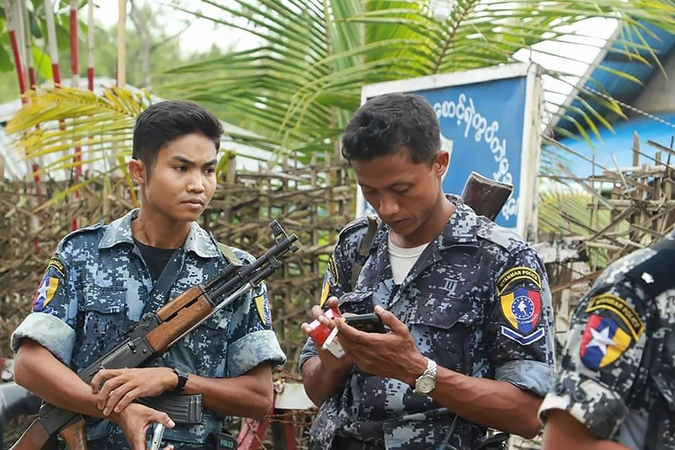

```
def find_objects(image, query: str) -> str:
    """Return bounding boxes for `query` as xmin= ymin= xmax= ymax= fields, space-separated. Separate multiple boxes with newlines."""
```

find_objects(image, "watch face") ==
xmin=417 ymin=376 xmax=435 ymax=393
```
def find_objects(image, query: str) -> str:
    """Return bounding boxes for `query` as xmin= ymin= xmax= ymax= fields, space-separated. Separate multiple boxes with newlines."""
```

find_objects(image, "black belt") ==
xmin=331 ymin=436 xmax=385 ymax=450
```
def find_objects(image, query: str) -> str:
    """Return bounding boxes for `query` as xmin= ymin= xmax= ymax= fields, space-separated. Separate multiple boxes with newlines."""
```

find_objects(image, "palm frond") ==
xmin=158 ymin=0 xmax=675 ymax=160
xmin=7 ymin=0 xmax=675 ymax=189
xmin=6 ymin=85 xmax=151 ymax=179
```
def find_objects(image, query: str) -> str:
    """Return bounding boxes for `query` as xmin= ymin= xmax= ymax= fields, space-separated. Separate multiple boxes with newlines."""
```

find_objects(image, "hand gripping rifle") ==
xmin=10 ymin=220 xmax=299 ymax=450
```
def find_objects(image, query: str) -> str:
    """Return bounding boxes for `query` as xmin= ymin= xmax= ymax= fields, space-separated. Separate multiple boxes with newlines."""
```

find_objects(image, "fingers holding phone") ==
xmin=344 ymin=313 xmax=387 ymax=333
xmin=148 ymin=423 xmax=170 ymax=450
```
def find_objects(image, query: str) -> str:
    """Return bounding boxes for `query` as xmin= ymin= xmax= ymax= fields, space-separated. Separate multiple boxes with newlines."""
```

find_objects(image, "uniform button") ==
xmin=572 ymin=388 xmax=588 ymax=403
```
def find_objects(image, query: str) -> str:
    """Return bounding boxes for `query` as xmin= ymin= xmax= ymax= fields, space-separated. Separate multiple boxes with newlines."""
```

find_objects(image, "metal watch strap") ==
xmin=413 ymin=357 xmax=437 ymax=394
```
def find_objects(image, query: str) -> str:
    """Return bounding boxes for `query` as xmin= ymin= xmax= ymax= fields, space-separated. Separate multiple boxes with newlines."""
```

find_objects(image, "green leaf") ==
xmin=0 ymin=43 xmax=14 ymax=72
xmin=29 ymin=10 xmax=43 ymax=39
xmin=32 ymin=45 xmax=52 ymax=79
xmin=55 ymin=21 xmax=71 ymax=52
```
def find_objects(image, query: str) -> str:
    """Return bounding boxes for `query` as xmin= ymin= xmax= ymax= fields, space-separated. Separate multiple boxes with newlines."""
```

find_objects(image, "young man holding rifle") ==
xmin=11 ymin=100 xmax=286 ymax=450
xmin=299 ymin=93 xmax=555 ymax=450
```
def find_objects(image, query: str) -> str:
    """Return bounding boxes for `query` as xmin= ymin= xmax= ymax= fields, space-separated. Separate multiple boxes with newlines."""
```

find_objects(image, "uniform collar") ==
xmin=99 ymin=209 xmax=221 ymax=258
xmin=369 ymin=195 xmax=480 ymax=252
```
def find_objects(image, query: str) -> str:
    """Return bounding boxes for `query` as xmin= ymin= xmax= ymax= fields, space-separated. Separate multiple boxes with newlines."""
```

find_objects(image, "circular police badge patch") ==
xmin=512 ymin=295 xmax=535 ymax=322
xmin=499 ymin=286 xmax=545 ymax=346
xmin=501 ymin=287 xmax=541 ymax=334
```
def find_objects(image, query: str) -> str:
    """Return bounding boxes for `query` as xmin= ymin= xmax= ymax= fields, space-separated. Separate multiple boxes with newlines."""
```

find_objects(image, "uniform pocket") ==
xmin=337 ymin=290 xmax=375 ymax=315
xmin=78 ymin=285 xmax=129 ymax=364
xmin=409 ymin=294 xmax=478 ymax=373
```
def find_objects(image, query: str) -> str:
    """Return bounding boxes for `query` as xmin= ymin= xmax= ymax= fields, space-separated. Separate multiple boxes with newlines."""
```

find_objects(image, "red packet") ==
xmin=307 ymin=307 xmax=341 ymax=347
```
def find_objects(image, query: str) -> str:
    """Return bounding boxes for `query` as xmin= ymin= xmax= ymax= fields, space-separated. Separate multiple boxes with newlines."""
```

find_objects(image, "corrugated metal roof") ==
xmin=554 ymin=20 xmax=675 ymax=139
xmin=554 ymin=111 xmax=675 ymax=178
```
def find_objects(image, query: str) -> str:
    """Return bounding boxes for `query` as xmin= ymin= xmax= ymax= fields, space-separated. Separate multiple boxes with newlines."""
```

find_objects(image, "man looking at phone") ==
xmin=299 ymin=93 xmax=555 ymax=450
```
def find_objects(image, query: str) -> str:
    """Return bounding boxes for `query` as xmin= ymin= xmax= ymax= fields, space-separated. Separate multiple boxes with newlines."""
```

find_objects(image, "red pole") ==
xmin=87 ymin=0 xmax=94 ymax=91
xmin=5 ymin=0 xmax=40 ymax=182
xmin=70 ymin=0 xmax=81 ymax=230
xmin=7 ymin=0 xmax=41 ymax=251
xmin=18 ymin=0 xmax=41 ymax=187
xmin=20 ymin=0 xmax=35 ymax=90
xmin=5 ymin=0 xmax=27 ymax=97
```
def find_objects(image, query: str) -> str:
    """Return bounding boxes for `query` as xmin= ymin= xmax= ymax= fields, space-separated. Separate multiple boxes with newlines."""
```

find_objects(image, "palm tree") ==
xmin=158 ymin=0 xmax=675 ymax=162
xmin=6 ymin=0 xmax=675 ymax=199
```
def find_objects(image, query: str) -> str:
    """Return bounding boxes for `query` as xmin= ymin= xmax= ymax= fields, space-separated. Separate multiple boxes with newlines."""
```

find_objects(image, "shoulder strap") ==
xmin=217 ymin=242 xmax=243 ymax=266
xmin=349 ymin=215 xmax=379 ymax=290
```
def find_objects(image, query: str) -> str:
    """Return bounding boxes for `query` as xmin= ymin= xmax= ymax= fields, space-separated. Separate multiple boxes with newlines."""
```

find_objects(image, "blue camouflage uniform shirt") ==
xmin=299 ymin=196 xmax=555 ymax=450
xmin=11 ymin=209 xmax=286 ymax=449
xmin=538 ymin=230 xmax=675 ymax=450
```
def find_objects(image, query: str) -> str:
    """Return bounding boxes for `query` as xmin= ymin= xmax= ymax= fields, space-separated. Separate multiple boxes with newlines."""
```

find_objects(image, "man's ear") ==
xmin=434 ymin=151 xmax=449 ymax=178
xmin=128 ymin=159 xmax=146 ymax=185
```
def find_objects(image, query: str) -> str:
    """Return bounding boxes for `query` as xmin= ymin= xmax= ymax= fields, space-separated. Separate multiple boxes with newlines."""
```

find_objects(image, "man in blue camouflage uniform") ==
xmin=11 ymin=100 xmax=286 ymax=450
xmin=539 ymin=230 xmax=675 ymax=449
xmin=299 ymin=93 xmax=555 ymax=450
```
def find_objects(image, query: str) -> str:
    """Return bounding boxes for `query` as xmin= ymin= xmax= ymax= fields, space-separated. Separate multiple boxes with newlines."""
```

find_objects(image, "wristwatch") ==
xmin=413 ymin=357 xmax=438 ymax=395
xmin=171 ymin=367 xmax=189 ymax=394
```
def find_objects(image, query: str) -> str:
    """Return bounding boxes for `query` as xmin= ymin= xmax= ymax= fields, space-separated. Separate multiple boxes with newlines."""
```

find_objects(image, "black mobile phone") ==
xmin=345 ymin=313 xmax=386 ymax=333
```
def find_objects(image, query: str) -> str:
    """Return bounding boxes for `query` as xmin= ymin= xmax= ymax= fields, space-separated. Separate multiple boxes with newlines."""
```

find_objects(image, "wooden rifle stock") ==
xmin=146 ymin=286 xmax=212 ymax=353
xmin=58 ymin=419 xmax=88 ymax=450
xmin=460 ymin=171 xmax=513 ymax=221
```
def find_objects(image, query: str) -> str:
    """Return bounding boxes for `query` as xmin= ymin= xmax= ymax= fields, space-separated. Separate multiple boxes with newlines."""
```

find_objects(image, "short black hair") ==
xmin=132 ymin=100 xmax=223 ymax=170
xmin=341 ymin=93 xmax=440 ymax=165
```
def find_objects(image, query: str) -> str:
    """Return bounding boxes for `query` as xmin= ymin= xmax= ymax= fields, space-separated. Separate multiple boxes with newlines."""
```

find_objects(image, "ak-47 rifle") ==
xmin=10 ymin=220 xmax=299 ymax=450
xmin=461 ymin=171 xmax=514 ymax=450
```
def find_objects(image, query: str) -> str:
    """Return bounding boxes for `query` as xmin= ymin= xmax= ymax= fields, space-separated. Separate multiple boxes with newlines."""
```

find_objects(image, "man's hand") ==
xmin=335 ymin=305 xmax=427 ymax=386
xmin=92 ymin=367 xmax=178 ymax=415
xmin=300 ymin=297 xmax=354 ymax=371
xmin=110 ymin=403 xmax=174 ymax=450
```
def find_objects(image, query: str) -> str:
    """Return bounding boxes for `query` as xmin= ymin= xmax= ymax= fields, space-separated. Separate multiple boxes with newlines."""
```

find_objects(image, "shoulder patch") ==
xmin=501 ymin=326 xmax=545 ymax=346
xmin=319 ymin=279 xmax=331 ymax=308
xmin=327 ymin=255 xmax=339 ymax=287
xmin=254 ymin=292 xmax=272 ymax=329
xmin=46 ymin=256 xmax=66 ymax=278
xmin=585 ymin=293 xmax=645 ymax=340
xmin=499 ymin=286 xmax=545 ymax=345
xmin=32 ymin=275 xmax=59 ymax=313
xmin=497 ymin=266 xmax=541 ymax=294
xmin=580 ymin=314 xmax=632 ymax=370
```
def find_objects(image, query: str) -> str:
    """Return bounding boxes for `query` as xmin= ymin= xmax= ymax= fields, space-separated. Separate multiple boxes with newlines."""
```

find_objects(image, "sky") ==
xmin=93 ymin=0 xmax=257 ymax=55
